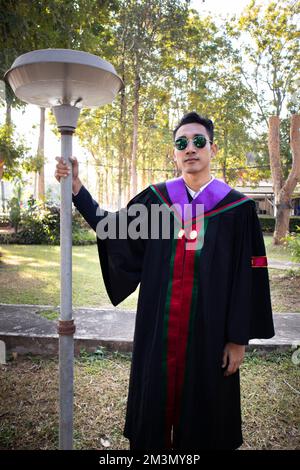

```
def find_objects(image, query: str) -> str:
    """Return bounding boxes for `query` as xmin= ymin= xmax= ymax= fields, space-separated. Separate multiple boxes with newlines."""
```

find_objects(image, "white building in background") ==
xmin=235 ymin=181 xmax=300 ymax=216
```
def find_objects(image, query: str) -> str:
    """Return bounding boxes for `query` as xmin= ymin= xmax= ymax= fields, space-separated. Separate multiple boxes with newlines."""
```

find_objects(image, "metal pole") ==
xmin=53 ymin=105 xmax=80 ymax=450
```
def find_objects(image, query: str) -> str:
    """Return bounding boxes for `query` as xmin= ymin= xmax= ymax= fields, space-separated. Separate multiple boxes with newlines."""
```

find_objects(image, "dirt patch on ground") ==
xmin=269 ymin=270 xmax=300 ymax=312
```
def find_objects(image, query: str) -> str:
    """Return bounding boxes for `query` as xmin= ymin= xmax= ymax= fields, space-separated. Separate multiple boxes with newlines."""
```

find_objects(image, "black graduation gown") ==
xmin=72 ymin=181 xmax=275 ymax=451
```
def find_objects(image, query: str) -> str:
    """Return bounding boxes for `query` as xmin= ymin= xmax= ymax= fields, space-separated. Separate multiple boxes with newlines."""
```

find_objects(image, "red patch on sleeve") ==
xmin=251 ymin=256 xmax=268 ymax=268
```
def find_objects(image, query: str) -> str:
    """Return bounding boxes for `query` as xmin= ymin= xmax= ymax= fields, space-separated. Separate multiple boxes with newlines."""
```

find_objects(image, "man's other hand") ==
xmin=222 ymin=342 xmax=245 ymax=376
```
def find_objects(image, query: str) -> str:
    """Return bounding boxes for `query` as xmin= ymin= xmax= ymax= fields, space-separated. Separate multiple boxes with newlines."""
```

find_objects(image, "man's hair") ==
xmin=173 ymin=112 xmax=214 ymax=142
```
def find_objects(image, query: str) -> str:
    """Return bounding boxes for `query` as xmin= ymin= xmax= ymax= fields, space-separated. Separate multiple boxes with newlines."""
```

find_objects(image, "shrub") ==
xmin=284 ymin=226 xmax=300 ymax=262
xmin=8 ymin=197 xmax=21 ymax=233
xmin=72 ymin=227 xmax=96 ymax=245
xmin=0 ymin=197 xmax=96 ymax=245
xmin=19 ymin=200 xmax=57 ymax=243
xmin=259 ymin=216 xmax=300 ymax=233
xmin=0 ymin=213 xmax=10 ymax=226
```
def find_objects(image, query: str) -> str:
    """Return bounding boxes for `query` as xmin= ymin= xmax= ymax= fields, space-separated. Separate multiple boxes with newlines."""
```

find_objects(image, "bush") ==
xmin=18 ymin=198 xmax=60 ymax=244
xmin=0 ymin=232 xmax=19 ymax=244
xmin=284 ymin=226 xmax=300 ymax=262
xmin=8 ymin=196 xmax=21 ymax=233
xmin=72 ymin=228 xmax=96 ymax=245
xmin=0 ymin=198 xmax=96 ymax=245
xmin=259 ymin=216 xmax=300 ymax=233
xmin=0 ymin=213 xmax=10 ymax=226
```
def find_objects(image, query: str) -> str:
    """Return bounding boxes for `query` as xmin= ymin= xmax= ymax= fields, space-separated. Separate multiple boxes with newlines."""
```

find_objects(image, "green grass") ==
xmin=264 ymin=234 xmax=295 ymax=263
xmin=0 ymin=244 xmax=139 ymax=309
xmin=0 ymin=351 xmax=298 ymax=450
xmin=0 ymin=239 xmax=298 ymax=311
xmin=37 ymin=309 xmax=59 ymax=320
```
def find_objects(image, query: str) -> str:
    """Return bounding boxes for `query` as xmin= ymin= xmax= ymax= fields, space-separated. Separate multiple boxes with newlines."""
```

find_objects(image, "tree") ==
xmin=169 ymin=11 xmax=257 ymax=185
xmin=0 ymin=124 xmax=30 ymax=180
xmin=269 ymin=115 xmax=300 ymax=244
xmin=75 ymin=1 xmax=262 ymax=201
xmin=230 ymin=0 xmax=300 ymax=243
xmin=0 ymin=0 xmax=118 ymax=191
xmin=233 ymin=0 xmax=300 ymax=123
xmin=111 ymin=0 xmax=190 ymax=197
xmin=74 ymin=105 xmax=120 ymax=207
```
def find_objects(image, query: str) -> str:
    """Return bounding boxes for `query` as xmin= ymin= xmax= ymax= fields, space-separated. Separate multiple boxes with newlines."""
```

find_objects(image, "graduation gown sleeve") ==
xmin=72 ymin=185 xmax=148 ymax=307
xmin=226 ymin=200 xmax=275 ymax=344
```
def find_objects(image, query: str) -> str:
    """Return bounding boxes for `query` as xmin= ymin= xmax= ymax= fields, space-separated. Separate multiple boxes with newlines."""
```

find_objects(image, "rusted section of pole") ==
xmin=57 ymin=320 xmax=76 ymax=336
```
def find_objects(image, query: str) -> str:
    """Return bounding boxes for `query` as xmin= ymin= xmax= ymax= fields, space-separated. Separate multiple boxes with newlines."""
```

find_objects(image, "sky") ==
xmin=190 ymin=0 xmax=253 ymax=16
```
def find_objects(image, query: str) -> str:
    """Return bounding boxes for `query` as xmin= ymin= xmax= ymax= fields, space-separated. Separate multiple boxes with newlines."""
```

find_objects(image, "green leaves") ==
xmin=1 ymin=0 xmax=298 ymax=192
xmin=236 ymin=0 xmax=300 ymax=117
xmin=0 ymin=124 xmax=30 ymax=180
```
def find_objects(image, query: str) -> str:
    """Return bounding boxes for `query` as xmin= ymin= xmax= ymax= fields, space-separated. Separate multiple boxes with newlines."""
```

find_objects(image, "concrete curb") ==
xmin=0 ymin=334 xmax=133 ymax=356
xmin=0 ymin=303 xmax=299 ymax=356
xmin=0 ymin=332 xmax=297 ymax=357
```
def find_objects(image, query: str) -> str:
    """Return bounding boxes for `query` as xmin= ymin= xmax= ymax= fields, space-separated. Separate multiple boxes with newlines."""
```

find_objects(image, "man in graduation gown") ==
xmin=55 ymin=112 xmax=274 ymax=451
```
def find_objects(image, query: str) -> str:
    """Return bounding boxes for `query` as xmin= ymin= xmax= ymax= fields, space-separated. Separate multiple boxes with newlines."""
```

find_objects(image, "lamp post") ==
xmin=5 ymin=49 xmax=123 ymax=449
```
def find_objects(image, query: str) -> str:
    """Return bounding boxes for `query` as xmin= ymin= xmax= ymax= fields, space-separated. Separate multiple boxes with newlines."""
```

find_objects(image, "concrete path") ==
xmin=0 ymin=303 xmax=299 ymax=357
xmin=268 ymin=259 xmax=300 ymax=270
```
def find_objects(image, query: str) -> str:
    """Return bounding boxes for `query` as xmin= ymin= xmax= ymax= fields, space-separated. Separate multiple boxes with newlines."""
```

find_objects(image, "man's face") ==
xmin=173 ymin=123 xmax=217 ymax=176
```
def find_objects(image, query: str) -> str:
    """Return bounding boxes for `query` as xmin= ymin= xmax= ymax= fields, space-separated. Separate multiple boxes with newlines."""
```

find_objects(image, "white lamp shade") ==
xmin=4 ymin=49 xmax=124 ymax=108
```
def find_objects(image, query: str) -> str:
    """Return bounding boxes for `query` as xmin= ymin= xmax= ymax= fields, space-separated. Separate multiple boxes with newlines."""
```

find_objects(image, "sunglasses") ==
xmin=174 ymin=134 xmax=212 ymax=151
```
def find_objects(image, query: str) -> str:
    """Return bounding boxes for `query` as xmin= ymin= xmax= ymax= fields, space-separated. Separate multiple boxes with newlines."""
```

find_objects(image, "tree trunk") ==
xmin=0 ymin=100 xmax=12 ymax=180
xmin=269 ymin=116 xmax=283 ymax=200
xmin=165 ymin=151 xmax=170 ymax=182
xmin=285 ymin=114 xmax=300 ymax=198
xmin=123 ymin=155 xmax=130 ymax=204
xmin=222 ymin=164 xmax=227 ymax=183
xmin=269 ymin=115 xmax=285 ymax=244
xmin=142 ymin=139 xmax=147 ymax=188
xmin=1 ymin=180 xmax=5 ymax=212
xmin=118 ymin=49 xmax=126 ymax=209
xmin=33 ymin=172 xmax=38 ymax=199
xmin=0 ymin=160 xmax=4 ymax=180
xmin=37 ymin=107 xmax=45 ymax=200
xmin=118 ymin=92 xmax=126 ymax=208
xmin=269 ymin=115 xmax=300 ymax=244
xmin=130 ymin=71 xmax=140 ymax=198
xmin=6 ymin=102 xmax=11 ymax=126
xmin=222 ymin=130 xmax=228 ymax=183
xmin=105 ymin=166 xmax=109 ymax=206
xmin=97 ymin=168 xmax=102 ymax=205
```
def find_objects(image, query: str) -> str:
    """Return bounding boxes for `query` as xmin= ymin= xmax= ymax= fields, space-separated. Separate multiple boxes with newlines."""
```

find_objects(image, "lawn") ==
xmin=0 ymin=350 xmax=299 ymax=450
xmin=0 ymin=244 xmax=139 ymax=310
xmin=0 ymin=240 xmax=299 ymax=312
xmin=264 ymin=234 xmax=298 ymax=262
